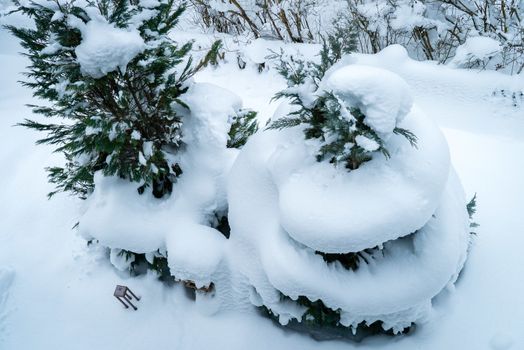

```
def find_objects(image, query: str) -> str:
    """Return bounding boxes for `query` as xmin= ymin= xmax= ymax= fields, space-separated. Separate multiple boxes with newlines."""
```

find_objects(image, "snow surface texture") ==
xmin=227 ymin=65 xmax=470 ymax=333
xmin=0 ymin=267 xmax=15 ymax=339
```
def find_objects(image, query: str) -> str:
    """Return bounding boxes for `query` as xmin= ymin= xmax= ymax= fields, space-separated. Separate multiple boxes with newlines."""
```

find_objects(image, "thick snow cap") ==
xmin=72 ymin=16 xmax=145 ymax=78
xmin=320 ymin=65 xmax=413 ymax=135
xmin=271 ymin=66 xmax=450 ymax=253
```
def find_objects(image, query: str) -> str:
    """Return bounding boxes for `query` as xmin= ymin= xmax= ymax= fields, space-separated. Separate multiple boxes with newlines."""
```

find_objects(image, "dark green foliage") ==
xmin=212 ymin=213 xmax=231 ymax=239
xmin=466 ymin=193 xmax=477 ymax=217
xmin=261 ymin=294 xmax=411 ymax=340
xmin=118 ymin=249 xmax=174 ymax=283
xmin=261 ymin=296 xmax=342 ymax=331
xmin=268 ymin=24 xmax=417 ymax=170
xmin=6 ymin=0 xmax=221 ymax=199
xmin=317 ymin=21 xmax=359 ymax=77
xmin=467 ymin=193 xmax=479 ymax=235
xmin=227 ymin=109 xmax=259 ymax=149
xmin=297 ymin=296 xmax=341 ymax=328
xmin=316 ymin=247 xmax=379 ymax=272
xmin=393 ymin=127 xmax=418 ymax=147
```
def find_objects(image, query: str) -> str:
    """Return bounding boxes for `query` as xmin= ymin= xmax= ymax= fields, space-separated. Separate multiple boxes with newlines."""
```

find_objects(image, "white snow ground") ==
xmin=1 ymin=22 xmax=524 ymax=350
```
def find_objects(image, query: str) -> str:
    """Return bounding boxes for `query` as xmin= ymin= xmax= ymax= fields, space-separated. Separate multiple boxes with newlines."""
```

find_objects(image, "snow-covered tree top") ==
xmin=320 ymin=65 xmax=413 ymax=135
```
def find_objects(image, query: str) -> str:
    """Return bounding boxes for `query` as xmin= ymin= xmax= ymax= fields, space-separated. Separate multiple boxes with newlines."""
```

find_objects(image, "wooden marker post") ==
xmin=114 ymin=285 xmax=140 ymax=310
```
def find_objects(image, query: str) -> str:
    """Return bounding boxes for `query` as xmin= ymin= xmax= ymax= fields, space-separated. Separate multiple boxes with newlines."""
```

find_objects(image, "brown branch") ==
xmin=263 ymin=0 xmax=284 ymax=40
xmin=124 ymin=75 xmax=148 ymax=122
xmin=277 ymin=9 xmax=299 ymax=42
xmin=229 ymin=0 xmax=260 ymax=38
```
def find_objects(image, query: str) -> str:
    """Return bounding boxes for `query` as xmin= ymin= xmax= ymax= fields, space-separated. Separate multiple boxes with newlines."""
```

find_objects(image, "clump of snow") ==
xmin=177 ymin=83 xmax=242 ymax=214
xmin=355 ymin=134 xmax=379 ymax=151
xmin=79 ymin=173 xmax=168 ymax=254
xmin=72 ymin=16 xmax=146 ymax=78
xmin=375 ymin=44 xmax=411 ymax=67
xmin=166 ymin=221 xmax=226 ymax=288
xmin=389 ymin=0 xmax=443 ymax=33
xmin=139 ymin=0 xmax=160 ymax=8
xmin=181 ymin=83 xmax=242 ymax=151
xmin=355 ymin=1 xmax=390 ymax=37
xmin=450 ymin=36 xmax=502 ymax=68
xmin=320 ymin=65 xmax=413 ymax=134
xmin=40 ymin=41 xmax=63 ymax=55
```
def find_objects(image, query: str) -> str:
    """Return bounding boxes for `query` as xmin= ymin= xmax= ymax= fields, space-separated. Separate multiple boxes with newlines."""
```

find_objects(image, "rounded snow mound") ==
xmin=450 ymin=36 xmax=502 ymax=68
xmin=321 ymin=65 xmax=413 ymax=135
xmin=228 ymin=65 xmax=470 ymax=333
xmin=274 ymin=108 xmax=449 ymax=253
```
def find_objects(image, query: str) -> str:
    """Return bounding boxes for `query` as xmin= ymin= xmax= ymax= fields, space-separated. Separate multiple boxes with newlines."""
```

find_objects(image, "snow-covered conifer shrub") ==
xmin=72 ymin=78 xmax=257 ymax=287
xmin=6 ymin=0 xmax=221 ymax=199
xmin=256 ymin=29 xmax=418 ymax=336
xmin=228 ymin=44 xmax=471 ymax=338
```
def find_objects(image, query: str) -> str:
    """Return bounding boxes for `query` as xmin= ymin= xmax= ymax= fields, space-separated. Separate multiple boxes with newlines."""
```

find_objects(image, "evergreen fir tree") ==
xmin=268 ymin=24 xmax=417 ymax=170
xmin=6 ymin=0 xmax=221 ymax=199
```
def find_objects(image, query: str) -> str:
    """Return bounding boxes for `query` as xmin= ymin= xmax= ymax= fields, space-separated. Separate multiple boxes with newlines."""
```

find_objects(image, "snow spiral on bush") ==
xmin=227 ymin=65 xmax=470 ymax=333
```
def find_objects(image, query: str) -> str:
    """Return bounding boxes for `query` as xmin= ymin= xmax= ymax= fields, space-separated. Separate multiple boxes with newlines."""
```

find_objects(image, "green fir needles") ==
xmin=7 ymin=0 xmax=221 ymax=199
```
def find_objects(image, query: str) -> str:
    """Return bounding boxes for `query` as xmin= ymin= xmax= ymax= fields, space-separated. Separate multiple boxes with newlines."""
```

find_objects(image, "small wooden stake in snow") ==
xmin=114 ymin=285 xmax=140 ymax=310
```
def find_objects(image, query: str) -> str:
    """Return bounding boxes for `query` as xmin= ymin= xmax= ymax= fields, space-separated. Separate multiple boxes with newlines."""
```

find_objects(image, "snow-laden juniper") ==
xmin=263 ymin=23 xmax=421 ymax=337
xmin=6 ymin=0 xmax=260 ymax=278
xmin=6 ymin=0 xmax=221 ymax=199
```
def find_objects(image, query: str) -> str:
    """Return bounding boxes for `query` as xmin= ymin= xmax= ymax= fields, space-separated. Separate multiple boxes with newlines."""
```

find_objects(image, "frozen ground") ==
xmin=1 ymin=23 xmax=524 ymax=350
